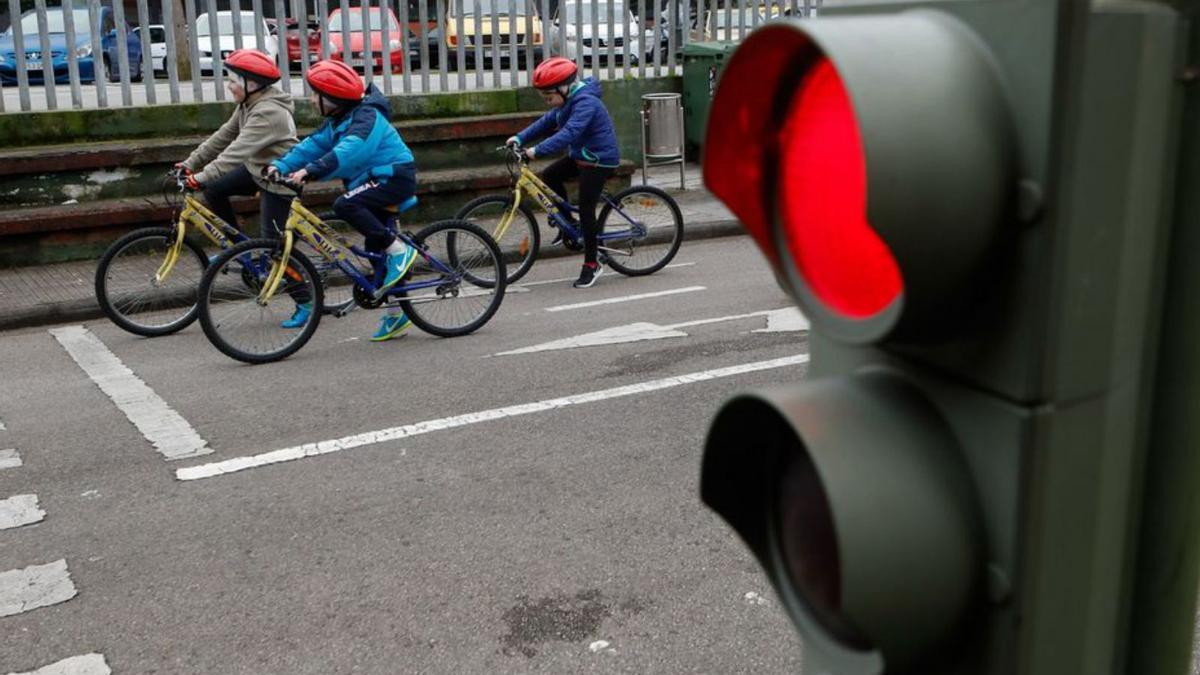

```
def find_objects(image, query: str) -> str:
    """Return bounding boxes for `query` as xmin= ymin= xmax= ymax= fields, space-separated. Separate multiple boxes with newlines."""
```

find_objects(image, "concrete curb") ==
xmin=0 ymin=219 xmax=745 ymax=333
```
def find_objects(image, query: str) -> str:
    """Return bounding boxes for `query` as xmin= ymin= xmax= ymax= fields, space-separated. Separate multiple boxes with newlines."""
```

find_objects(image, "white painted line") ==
xmin=544 ymin=286 xmax=706 ymax=313
xmin=7 ymin=653 xmax=111 ymax=675
xmin=0 ymin=418 xmax=6 ymax=431
xmin=0 ymin=494 xmax=45 ymax=530
xmin=752 ymin=308 xmax=810 ymax=333
xmin=496 ymin=322 xmax=689 ymax=355
xmin=518 ymin=261 xmax=696 ymax=288
xmin=0 ymin=449 xmax=20 ymax=470
xmin=667 ymin=309 xmax=779 ymax=330
xmin=0 ymin=559 xmax=78 ymax=617
xmin=49 ymin=326 xmax=211 ymax=461
xmin=177 ymin=353 xmax=810 ymax=481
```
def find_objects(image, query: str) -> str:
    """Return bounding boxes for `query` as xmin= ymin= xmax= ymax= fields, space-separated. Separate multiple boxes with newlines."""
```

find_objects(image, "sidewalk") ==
xmin=0 ymin=163 xmax=741 ymax=332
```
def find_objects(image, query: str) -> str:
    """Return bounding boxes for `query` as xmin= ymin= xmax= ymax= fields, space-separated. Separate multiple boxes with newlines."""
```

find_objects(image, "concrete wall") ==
xmin=0 ymin=77 xmax=683 ymax=163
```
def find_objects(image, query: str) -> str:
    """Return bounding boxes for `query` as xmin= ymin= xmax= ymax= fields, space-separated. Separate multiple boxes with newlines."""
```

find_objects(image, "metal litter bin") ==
xmin=640 ymin=92 xmax=685 ymax=189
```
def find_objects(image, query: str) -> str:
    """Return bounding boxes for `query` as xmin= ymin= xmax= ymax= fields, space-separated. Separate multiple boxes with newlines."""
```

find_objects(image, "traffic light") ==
xmin=699 ymin=3 xmax=1188 ymax=674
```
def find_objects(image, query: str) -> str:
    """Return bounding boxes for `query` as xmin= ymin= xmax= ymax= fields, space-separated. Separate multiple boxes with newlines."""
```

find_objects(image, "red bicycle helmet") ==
xmin=532 ymin=57 xmax=577 ymax=90
xmin=306 ymin=60 xmax=365 ymax=103
xmin=224 ymin=48 xmax=281 ymax=85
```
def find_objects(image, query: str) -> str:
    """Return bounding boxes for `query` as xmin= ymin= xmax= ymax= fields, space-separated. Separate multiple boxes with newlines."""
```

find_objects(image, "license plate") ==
xmin=25 ymin=60 xmax=41 ymax=69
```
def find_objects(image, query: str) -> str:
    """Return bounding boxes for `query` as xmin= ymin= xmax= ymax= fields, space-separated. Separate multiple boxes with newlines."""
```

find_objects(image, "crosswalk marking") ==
xmin=0 ymin=449 xmax=20 ymax=470
xmin=0 ymin=559 xmax=78 ymax=617
xmin=7 ymin=654 xmax=111 ymax=675
xmin=0 ymin=494 xmax=45 ymax=530
xmin=49 ymin=326 xmax=211 ymax=461
xmin=175 ymin=353 xmax=811 ymax=481
xmin=544 ymin=286 xmax=706 ymax=313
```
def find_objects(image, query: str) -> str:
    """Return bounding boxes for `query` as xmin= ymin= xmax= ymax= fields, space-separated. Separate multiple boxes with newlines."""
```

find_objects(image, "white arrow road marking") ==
xmin=7 ymin=653 xmax=111 ymax=675
xmin=0 ymin=559 xmax=78 ymax=617
xmin=497 ymin=308 xmax=809 ymax=356
xmin=49 ymin=326 xmax=211 ymax=461
xmin=176 ymin=353 xmax=810 ymax=481
xmin=516 ymin=262 xmax=697 ymax=288
xmin=0 ymin=449 xmax=20 ymax=470
xmin=0 ymin=494 xmax=45 ymax=530
xmin=752 ymin=308 xmax=810 ymax=333
xmin=544 ymin=286 xmax=706 ymax=313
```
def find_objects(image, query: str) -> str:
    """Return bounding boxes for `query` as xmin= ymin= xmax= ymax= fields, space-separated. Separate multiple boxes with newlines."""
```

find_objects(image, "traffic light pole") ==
xmin=1127 ymin=5 xmax=1200 ymax=673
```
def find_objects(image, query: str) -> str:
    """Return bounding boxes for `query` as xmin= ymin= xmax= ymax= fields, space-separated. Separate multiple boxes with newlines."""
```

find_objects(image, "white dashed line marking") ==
xmin=7 ymin=653 xmax=111 ymax=675
xmin=544 ymin=286 xmax=706 ymax=312
xmin=50 ymin=326 xmax=211 ymax=461
xmin=0 ymin=494 xmax=45 ymax=530
xmin=0 ymin=559 xmax=78 ymax=617
xmin=0 ymin=449 xmax=21 ymax=470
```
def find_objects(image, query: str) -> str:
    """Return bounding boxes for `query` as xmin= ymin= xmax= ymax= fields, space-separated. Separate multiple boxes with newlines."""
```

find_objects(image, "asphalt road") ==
xmin=0 ymin=235 xmax=809 ymax=674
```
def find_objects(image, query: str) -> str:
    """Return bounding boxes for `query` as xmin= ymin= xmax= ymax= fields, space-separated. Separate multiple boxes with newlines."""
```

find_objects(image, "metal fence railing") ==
xmin=0 ymin=0 xmax=820 ymax=113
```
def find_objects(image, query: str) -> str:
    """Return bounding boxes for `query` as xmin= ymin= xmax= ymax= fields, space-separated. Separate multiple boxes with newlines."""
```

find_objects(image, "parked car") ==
xmin=444 ymin=0 xmax=544 ymax=68
xmin=325 ymin=7 xmax=405 ymax=73
xmin=267 ymin=17 xmax=321 ymax=66
xmin=556 ymin=0 xmax=645 ymax=65
xmin=194 ymin=11 xmax=278 ymax=74
xmin=0 ymin=5 xmax=143 ymax=85
xmin=132 ymin=23 xmax=166 ymax=74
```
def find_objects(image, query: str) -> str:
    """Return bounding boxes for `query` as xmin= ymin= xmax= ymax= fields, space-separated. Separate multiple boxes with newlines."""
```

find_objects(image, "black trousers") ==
xmin=202 ymin=165 xmax=292 ymax=240
xmin=541 ymin=156 xmax=614 ymax=265
xmin=332 ymin=165 xmax=418 ymax=253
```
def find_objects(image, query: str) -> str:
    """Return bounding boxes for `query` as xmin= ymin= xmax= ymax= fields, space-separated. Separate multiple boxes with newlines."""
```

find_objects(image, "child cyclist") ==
xmin=176 ymin=49 xmax=312 ymax=326
xmin=267 ymin=60 xmax=419 ymax=342
xmin=506 ymin=57 xmax=620 ymax=289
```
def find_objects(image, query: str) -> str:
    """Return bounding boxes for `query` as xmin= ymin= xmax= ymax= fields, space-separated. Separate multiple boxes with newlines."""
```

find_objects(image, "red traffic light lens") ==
xmin=778 ymin=58 xmax=903 ymax=320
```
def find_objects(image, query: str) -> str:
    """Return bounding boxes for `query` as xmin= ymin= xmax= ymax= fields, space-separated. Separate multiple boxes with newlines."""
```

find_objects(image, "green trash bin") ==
xmin=682 ymin=41 xmax=739 ymax=152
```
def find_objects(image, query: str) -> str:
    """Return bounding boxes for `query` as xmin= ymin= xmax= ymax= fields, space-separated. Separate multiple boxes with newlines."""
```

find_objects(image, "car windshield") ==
xmin=196 ymin=13 xmax=260 ymax=36
xmin=13 ymin=9 xmax=91 ymax=35
xmin=327 ymin=9 xmax=400 ymax=31
xmin=458 ymin=0 xmax=532 ymax=17
xmin=561 ymin=1 xmax=627 ymax=20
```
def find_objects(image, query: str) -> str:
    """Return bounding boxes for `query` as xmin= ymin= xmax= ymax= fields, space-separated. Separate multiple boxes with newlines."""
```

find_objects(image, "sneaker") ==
xmin=281 ymin=302 xmax=313 ymax=329
xmin=378 ymin=245 xmax=418 ymax=296
xmin=370 ymin=312 xmax=412 ymax=342
xmin=573 ymin=263 xmax=602 ymax=289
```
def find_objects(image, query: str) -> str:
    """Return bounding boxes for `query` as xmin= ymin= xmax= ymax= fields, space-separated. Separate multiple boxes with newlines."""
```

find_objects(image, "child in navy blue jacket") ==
xmin=268 ymin=60 xmax=417 ymax=341
xmin=508 ymin=57 xmax=619 ymax=289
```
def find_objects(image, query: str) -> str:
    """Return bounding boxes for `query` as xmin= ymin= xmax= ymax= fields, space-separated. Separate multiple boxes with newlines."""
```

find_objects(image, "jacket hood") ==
xmin=362 ymin=83 xmax=392 ymax=118
xmin=571 ymin=77 xmax=603 ymax=101
xmin=244 ymin=84 xmax=294 ymax=112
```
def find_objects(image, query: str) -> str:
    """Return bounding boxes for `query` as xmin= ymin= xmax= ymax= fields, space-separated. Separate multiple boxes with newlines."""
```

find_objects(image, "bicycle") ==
xmin=93 ymin=170 xmax=355 ymax=337
xmin=454 ymin=147 xmax=685 ymax=285
xmin=196 ymin=175 xmax=507 ymax=364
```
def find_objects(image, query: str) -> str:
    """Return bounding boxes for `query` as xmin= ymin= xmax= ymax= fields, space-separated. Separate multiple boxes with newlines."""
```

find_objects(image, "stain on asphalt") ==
xmin=500 ymin=589 xmax=648 ymax=658
xmin=600 ymin=332 xmax=807 ymax=379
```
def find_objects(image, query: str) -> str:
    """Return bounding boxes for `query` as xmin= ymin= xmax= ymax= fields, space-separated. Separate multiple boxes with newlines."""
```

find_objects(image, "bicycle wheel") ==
xmin=598 ymin=185 xmax=684 ymax=276
xmin=398 ymin=220 xmax=506 ymax=337
xmin=455 ymin=194 xmax=540 ymax=284
xmin=94 ymin=226 xmax=208 ymax=337
xmin=198 ymin=239 xmax=324 ymax=364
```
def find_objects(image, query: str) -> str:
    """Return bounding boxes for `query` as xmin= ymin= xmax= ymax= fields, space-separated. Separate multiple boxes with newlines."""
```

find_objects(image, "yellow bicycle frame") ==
xmin=258 ymin=198 xmax=354 ymax=304
xmin=155 ymin=195 xmax=240 ymax=284
xmin=494 ymin=165 xmax=569 ymax=245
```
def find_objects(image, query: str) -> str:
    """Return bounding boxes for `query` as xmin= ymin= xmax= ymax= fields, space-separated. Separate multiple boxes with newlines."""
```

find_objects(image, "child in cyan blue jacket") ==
xmin=507 ymin=57 xmax=620 ymax=289
xmin=267 ymin=60 xmax=417 ymax=342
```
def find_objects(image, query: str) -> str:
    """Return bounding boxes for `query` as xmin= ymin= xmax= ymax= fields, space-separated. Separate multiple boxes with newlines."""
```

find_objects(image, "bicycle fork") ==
xmin=257 ymin=230 xmax=295 ymax=306
xmin=154 ymin=222 xmax=189 ymax=285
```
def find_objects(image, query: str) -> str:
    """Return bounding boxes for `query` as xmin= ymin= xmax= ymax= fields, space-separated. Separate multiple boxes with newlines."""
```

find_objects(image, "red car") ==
xmin=267 ymin=18 xmax=322 ymax=66
xmin=326 ymin=7 xmax=405 ymax=73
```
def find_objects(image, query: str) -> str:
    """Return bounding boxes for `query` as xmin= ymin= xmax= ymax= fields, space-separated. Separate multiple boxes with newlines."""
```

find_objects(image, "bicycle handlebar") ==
xmin=263 ymin=171 xmax=305 ymax=193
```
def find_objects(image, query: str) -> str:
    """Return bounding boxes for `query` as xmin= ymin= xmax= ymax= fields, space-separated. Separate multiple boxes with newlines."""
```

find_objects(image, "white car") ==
xmin=194 ymin=11 xmax=278 ymax=73
xmin=556 ymin=0 xmax=645 ymax=64
xmin=132 ymin=24 xmax=167 ymax=74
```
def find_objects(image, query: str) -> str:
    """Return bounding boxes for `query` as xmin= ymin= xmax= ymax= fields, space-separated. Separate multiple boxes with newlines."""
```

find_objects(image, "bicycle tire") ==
xmin=455 ymin=194 xmax=540 ymax=284
xmin=94 ymin=226 xmax=209 ymax=337
xmin=398 ymin=220 xmax=507 ymax=338
xmin=198 ymin=239 xmax=324 ymax=364
xmin=598 ymin=185 xmax=684 ymax=276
